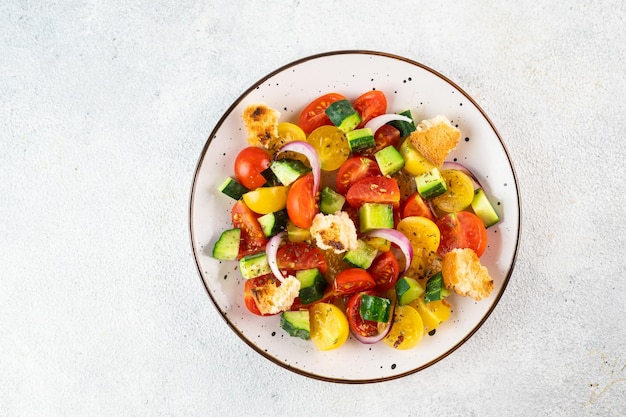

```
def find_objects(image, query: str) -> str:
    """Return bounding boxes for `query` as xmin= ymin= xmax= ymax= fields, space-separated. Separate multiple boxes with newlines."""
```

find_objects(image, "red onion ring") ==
xmin=364 ymin=113 xmax=412 ymax=134
xmin=365 ymin=228 xmax=413 ymax=274
xmin=278 ymin=141 xmax=321 ymax=194
xmin=265 ymin=231 xmax=287 ymax=282
xmin=441 ymin=161 xmax=482 ymax=189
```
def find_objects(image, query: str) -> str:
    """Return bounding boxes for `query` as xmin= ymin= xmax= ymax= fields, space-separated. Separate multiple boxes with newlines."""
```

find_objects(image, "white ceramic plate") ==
xmin=190 ymin=51 xmax=520 ymax=383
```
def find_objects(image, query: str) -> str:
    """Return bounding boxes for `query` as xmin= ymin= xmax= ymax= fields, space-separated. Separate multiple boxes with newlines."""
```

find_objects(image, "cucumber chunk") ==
xmin=374 ymin=145 xmax=405 ymax=176
xmin=471 ymin=188 xmax=500 ymax=228
xmin=218 ymin=177 xmax=249 ymax=200
xmin=424 ymin=271 xmax=444 ymax=303
xmin=280 ymin=310 xmax=310 ymax=340
xmin=415 ymin=167 xmax=448 ymax=199
xmin=258 ymin=209 xmax=288 ymax=237
xmin=239 ymin=252 xmax=271 ymax=280
xmin=286 ymin=220 xmax=311 ymax=242
xmin=359 ymin=203 xmax=394 ymax=233
xmin=388 ymin=109 xmax=416 ymax=138
xmin=320 ymin=187 xmax=346 ymax=214
xmin=296 ymin=268 xmax=327 ymax=305
xmin=395 ymin=276 xmax=424 ymax=306
xmin=346 ymin=128 xmax=375 ymax=153
xmin=270 ymin=158 xmax=311 ymax=186
xmin=343 ymin=239 xmax=377 ymax=269
xmin=260 ymin=167 xmax=281 ymax=186
xmin=212 ymin=228 xmax=241 ymax=260
xmin=325 ymin=99 xmax=361 ymax=133
xmin=359 ymin=294 xmax=391 ymax=322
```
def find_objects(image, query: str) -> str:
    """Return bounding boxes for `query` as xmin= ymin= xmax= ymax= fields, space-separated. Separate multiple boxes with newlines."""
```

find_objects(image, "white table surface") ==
xmin=2 ymin=1 xmax=625 ymax=416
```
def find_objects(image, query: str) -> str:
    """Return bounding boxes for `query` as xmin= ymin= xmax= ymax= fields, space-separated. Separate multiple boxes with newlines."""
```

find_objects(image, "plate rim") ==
xmin=189 ymin=49 xmax=522 ymax=384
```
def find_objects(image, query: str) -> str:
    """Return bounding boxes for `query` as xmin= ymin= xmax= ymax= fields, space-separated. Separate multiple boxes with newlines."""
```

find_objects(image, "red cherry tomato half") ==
xmin=286 ymin=173 xmax=318 ymax=229
xmin=276 ymin=241 xmax=328 ymax=275
xmin=231 ymin=200 xmax=266 ymax=259
xmin=360 ymin=124 xmax=401 ymax=157
xmin=243 ymin=275 xmax=279 ymax=316
xmin=402 ymin=192 xmax=436 ymax=221
xmin=336 ymin=156 xmax=381 ymax=194
xmin=345 ymin=176 xmax=401 ymax=208
xmin=436 ymin=211 xmax=488 ymax=257
xmin=352 ymin=90 xmax=387 ymax=129
xmin=298 ymin=93 xmax=347 ymax=134
xmin=333 ymin=268 xmax=376 ymax=296
xmin=234 ymin=146 xmax=271 ymax=190
xmin=367 ymin=251 xmax=400 ymax=292
xmin=346 ymin=290 xmax=380 ymax=338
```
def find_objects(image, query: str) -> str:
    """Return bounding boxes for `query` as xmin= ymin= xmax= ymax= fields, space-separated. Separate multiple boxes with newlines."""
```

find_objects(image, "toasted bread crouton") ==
xmin=442 ymin=248 xmax=493 ymax=301
xmin=309 ymin=212 xmax=358 ymax=254
xmin=242 ymin=104 xmax=280 ymax=148
xmin=251 ymin=276 xmax=300 ymax=315
xmin=408 ymin=115 xmax=460 ymax=167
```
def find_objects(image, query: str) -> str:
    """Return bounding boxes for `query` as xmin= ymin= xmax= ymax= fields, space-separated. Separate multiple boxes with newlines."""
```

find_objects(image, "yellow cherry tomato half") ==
xmin=410 ymin=297 xmax=452 ymax=335
xmin=431 ymin=169 xmax=475 ymax=213
xmin=307 ymin=125 xmax=350 ymax=171
xmin=242 ymin=186 xmax=289 ymax=215
xmin=396 ymin=216 xmax=441 ymax=278
xmin=309 ymin=303 xmax=349 ymax=351
xmin=384 ymin=304 xmax=424 ymax=350
xmin=268 ymin=122 xmax=308 ymax=161
xmin=399 ymin=138 xmax=435 ymax=176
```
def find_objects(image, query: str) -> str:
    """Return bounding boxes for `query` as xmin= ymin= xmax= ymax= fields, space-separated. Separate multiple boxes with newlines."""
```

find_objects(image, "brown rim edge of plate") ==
xmin=188 ymin=49 xmax=522 ymax=384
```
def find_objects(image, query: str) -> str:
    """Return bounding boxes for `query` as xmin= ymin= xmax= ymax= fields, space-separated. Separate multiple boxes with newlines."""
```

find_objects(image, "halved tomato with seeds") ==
xmin=402 ymin=192 xmax=436 ymax=221
xmin=368 ymin=251 xmax=401 ymax=292
xmin=243 ymin=275 xmax=278 ymax=316
xmin=352 ymin=90 xmax=387 ymax=128
xmin=231 ymin=200 xmax=266 ymax=259
xmin=436 ymin=211 xmax=487 ymax=257
xmin=345 ymin=176 xmax=401 ymax=208
xmin=333 ymin=268 xmax=376 ymax=296
xmin=298 ymin=93 xmax=347 ymax=134
xmin=276 ymin=241 xmax=328 ymax=275
xmin=336 ymin=156 xmax=381 ymax=194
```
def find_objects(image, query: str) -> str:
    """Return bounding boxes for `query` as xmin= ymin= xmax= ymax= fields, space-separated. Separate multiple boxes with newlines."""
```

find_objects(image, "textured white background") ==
xmin=2 ymin=1 xmax=625 ymax=416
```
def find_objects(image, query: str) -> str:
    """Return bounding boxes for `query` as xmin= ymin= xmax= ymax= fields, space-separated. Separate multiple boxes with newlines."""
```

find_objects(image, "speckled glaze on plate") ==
xmin=189 ymin=50 xmax=521 ymax=383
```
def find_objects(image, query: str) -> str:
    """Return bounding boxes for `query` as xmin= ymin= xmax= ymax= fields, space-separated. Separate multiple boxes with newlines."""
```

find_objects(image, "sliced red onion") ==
xmin=265 ymin=231 xmax=287 ymax=283
xmin=278 ymin=141 xmax=321 ymax=193
xmin=365 ymin=228 xmax=413 ymax=274
xmin=442 ymin=161 xmax=482 ymax=189
xmin=364 ymin=113 xmax=413 ymax=134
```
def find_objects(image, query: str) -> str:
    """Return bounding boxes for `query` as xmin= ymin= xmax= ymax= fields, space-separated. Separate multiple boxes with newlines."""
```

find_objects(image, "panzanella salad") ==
xmin=212 ymin=90 xmax=500 ymax=351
